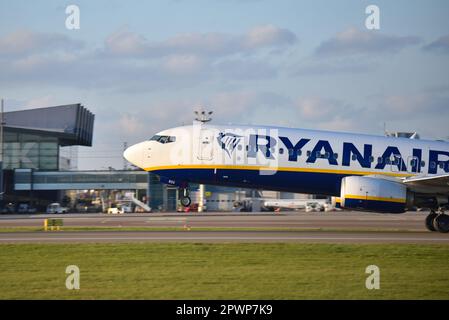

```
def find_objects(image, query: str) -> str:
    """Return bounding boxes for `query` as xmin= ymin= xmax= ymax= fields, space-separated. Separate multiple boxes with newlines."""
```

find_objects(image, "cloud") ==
xmin=295 ymin=97 xmax=352 ymax=120
xmin=335 ymin=91 xmax=449 ymax=138
xmin=245 ymin=25 xmax=297 ymax=48
xmin=100 ymin=90 xmax=293 ymax=139
xmin=293 ymin=59 xmax=378 ymax=76
xmin=104 ymin=29 xmax=147 ymax=56
xmin=289 ymin=27 xmax=420 ymax=78
xmin=0 ymin=29 xmax=84 ymax=57
xmin=22 ymin=95 xmax=55 ymax=109
xmin=375 ymin=93 xmax=449 ymax=119
xmin=0 ymin=26 xmax=293 ymax=91
xmin=315 ymin=27 xmax=420 ymax=56
xmin=162 ymin=54 xmax=205 ymax=74
xmin=102 ymin=24 xmax=298 ymax=59
xmin=423 ymin=34 xmax=449 ymax=53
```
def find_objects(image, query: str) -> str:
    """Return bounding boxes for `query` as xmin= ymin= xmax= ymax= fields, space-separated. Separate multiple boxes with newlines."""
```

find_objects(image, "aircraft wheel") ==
xmin=425 ymin=211 xmax=438 ymax=232
xmin=433 ymin=214 xmax=449 ymax=233
xmin=180 ymin=196 xmax=191 ymax=207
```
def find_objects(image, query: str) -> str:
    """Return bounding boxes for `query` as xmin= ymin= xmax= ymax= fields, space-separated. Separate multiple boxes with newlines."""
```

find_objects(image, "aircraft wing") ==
xmin=403 ymin=173 xmax=449 ymax=194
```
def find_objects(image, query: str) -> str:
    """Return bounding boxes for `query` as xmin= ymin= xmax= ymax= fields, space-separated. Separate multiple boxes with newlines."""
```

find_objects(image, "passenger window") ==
xmin=279 ymin=148 xmax=284 ymax=155
xmin=351 ymin=154 xmax=357 ymax=161
xmin=377 ymin=157 xmax=383 ymax=164
xmin=430 ymin=162 xmax=436 ymax=169
xmin=333 ymin=153 xmax=339 ymax=160
xmin=421 ymin=161 xmax=426 ymax=167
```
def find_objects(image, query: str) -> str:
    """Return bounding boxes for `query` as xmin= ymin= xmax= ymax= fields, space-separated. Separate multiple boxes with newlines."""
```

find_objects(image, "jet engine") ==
xmin=340 ymin=176 xmax=407 ymax=213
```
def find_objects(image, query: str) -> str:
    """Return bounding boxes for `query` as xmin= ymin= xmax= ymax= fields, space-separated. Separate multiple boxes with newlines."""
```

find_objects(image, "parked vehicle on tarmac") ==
xmin=17 ymin=203 xmax=37 ymax=214
xmin=107 ymin=203 xmax=125 ymax=214
xmin=305 ymin=202 xmax=325 ymax=213
xmin=46 ymin=203 xmax=69 ymax=214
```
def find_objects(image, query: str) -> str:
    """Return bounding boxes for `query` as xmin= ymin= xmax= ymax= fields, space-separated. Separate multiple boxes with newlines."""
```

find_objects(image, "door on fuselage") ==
xmin=198 ymin=129 xmax=214 ymax=161
xmin=390 ymin=154 xmax=405 ymax=173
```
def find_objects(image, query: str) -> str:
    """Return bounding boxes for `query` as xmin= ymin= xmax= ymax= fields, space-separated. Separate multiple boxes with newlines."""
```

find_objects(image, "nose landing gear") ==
xmin=425 ymin=207 xmax=449 ymax=233
xmin=180 ymin=188 xmax=191 ymax=207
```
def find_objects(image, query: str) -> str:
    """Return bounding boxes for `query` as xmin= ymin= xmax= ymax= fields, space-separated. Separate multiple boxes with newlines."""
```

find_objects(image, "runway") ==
xmin=0 ymin=230 xmax=448 ymax=244
xmin=0 ymin=211 xmax=448 ymax=244
xmin=0 ymin=211 xmax=432 ymax=230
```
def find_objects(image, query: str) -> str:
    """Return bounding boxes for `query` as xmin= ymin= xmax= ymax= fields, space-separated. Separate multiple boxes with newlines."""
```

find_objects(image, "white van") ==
xmin=46 ymin=203 xmax=68 ymax=214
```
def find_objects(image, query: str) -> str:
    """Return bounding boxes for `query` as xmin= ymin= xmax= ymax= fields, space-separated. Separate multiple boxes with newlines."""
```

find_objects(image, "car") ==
xmin=46 ymin=203 xmax=69 ymax=214
xmin=17 ymin=203 xmax=37 ymax=214
xmin=0 ymin=203 xmax=16 ymax=214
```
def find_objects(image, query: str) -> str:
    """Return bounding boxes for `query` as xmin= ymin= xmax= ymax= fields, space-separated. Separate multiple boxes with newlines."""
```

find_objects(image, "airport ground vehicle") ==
xmin=305 ymin=202 xmax=325 ymax=212
xmin=46 ymin=203 xmax=69 ymax=214
xmin=107 ymin=207 xmax=124 ymax=214
xmin=263 ymin=199 xmax=330 ymax=212
xmin=106 ymin=203 xmax=132 ymax=214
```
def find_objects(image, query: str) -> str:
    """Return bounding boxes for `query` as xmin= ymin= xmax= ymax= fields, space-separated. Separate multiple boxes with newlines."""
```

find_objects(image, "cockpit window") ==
xmin=150 ymin=135 xmax=176 ymax=144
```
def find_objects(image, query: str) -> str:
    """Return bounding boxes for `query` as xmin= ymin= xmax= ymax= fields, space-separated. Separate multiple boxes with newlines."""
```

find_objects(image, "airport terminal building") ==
xmin=1 ymin=104 xmax=95 ymax=208
xmin=3 ymin=103 xmax=94 ymax=171
xmin=1 ymin=104 xmax=154 ymax=212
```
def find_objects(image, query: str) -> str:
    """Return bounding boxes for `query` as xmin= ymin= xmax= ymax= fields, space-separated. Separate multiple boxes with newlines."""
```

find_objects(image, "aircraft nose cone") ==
xmin=123 ymin=143 xmax=143 ymax=168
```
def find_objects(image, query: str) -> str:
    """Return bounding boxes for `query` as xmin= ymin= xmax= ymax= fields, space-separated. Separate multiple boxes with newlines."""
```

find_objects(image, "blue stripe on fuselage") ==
xmin=153 ymin=168 xmax=346 ymax=196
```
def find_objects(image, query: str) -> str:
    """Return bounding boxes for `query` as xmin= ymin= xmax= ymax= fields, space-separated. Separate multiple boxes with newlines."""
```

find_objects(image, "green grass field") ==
xmin=0 ymin=243 xmax=448 ymax=299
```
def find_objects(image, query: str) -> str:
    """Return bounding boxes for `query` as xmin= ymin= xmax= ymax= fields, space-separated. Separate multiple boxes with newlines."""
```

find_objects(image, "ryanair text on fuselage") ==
xmin=241 ymin=134 xmax=449 ymax=174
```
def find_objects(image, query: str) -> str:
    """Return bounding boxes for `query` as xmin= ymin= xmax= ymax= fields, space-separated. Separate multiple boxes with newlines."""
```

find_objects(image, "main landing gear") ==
xmin=179 ymin=187 xmax=191 ymax=207
xmin=425 ymin=208 xmax=449 ymax=233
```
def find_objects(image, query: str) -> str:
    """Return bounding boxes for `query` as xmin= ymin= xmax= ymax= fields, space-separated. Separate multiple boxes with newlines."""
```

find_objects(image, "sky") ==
xmin=0 ymin=0 xmax=448 ymax=170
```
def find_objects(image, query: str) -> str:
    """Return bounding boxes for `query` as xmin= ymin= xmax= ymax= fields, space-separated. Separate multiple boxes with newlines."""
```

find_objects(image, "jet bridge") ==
xmin=14 ymin=169 xmax=149 ymax=191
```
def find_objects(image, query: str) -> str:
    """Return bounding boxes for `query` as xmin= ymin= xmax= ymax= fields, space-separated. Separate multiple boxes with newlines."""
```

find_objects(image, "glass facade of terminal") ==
xmin=148 ymin=173 xmax=164 ymax=210
xmin=3 ymin=130 xmax=59 ymax=170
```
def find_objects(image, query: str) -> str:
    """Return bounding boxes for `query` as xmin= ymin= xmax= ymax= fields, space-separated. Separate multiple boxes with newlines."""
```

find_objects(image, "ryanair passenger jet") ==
xmin=124 ymin=123 xmax=449 ymax=233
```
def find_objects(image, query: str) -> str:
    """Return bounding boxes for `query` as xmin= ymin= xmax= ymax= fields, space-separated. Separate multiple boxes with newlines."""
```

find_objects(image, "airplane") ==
xmin=124 ymin=123 xmax=449 ymax=233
